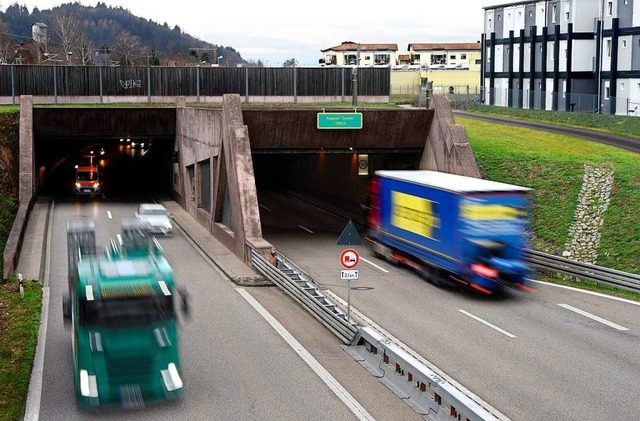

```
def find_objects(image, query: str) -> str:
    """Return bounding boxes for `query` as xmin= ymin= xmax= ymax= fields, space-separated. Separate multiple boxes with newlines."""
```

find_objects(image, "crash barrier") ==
xmin=252 ymin=248 xmax=506 ymax=420
xmin=346 ymin=327 xmax=504 ymax=421
xmin=250 ymin=248 xmax=357 ymax=344
xmin=525 ymin=249 xmax=640 ymax=294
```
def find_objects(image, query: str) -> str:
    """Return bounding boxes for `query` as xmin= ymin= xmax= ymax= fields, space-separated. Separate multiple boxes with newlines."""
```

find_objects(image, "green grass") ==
xmin=459 ymin=116 xmax=640 ymax=274
xmin=0 ymin=277 xmax=42 ymax=421
xmin=465 ymin=103 xmax=640 ymax=139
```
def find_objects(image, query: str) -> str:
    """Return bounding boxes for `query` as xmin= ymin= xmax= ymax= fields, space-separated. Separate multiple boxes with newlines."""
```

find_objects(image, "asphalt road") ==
xmin=32 ymin=197 xmax=420 ymax=421
xmin=259 ymin=190 xmax=640 ymax=421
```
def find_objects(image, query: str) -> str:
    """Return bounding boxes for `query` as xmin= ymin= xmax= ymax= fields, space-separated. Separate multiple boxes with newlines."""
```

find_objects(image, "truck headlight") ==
xmin=161 ymin=363 xmax=183 ymax=391
xmin=79 ymin=369 xmax=99 ymax=397
xmin=93 ymin=181 xmax=100 ymax=188
xmin=75 ymin=182 xmax=81 ymax=188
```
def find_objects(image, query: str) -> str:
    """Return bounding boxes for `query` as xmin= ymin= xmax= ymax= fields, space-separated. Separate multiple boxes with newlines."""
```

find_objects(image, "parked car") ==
xmin=135 ymin=204 xmax=173 ymax=235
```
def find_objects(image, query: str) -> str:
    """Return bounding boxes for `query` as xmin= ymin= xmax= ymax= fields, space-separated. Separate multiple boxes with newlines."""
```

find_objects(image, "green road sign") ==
xmin=317 ymin=112 xmax=363 ymax=129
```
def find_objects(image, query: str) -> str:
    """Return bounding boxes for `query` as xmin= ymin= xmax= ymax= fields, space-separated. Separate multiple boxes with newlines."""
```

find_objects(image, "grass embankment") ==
xmin=465 ymin=104 xmax=640 ymax=139
xmin=0 ymin=107 xmax=42 ymax=420
xmin=459 ymin=117 xmax=640 ymax=277
xmin=0 ymin=279 xmax=42 ymax=421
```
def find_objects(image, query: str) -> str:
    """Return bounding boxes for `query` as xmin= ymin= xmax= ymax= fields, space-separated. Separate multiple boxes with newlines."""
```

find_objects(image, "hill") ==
xmin=0 ymin=2 xmax=244 ymax=66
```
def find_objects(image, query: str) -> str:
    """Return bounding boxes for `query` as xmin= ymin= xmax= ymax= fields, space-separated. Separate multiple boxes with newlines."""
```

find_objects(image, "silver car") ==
xmin=135 ymin=204 xmax=173 ymax=235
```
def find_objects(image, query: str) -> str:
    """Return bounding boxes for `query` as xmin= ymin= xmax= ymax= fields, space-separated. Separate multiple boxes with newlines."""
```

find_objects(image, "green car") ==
xmin=63 ymin=218 xmax=189 ymax=408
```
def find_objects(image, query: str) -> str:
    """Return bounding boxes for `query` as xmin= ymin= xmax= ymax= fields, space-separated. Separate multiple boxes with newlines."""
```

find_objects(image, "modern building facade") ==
xmin=482 ymin=0 xmax=640 ymax=116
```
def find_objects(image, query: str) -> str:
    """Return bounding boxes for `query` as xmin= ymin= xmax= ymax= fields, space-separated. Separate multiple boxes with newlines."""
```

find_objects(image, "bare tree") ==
xmin=49 ymin=12 xmax=84 ymax=64
xmin=0 ymin=19 xmax=13 ymax=64
xmin=112 ymin=31 xmax=144 ymax=66
xmin=282 ymin=58 xmax=298 ymax=67
xmin=76 ymin=33 xmax=93 ymax=65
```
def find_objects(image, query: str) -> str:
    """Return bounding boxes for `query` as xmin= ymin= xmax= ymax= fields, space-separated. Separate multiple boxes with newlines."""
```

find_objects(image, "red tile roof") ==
xmin=322 ymin=41 xmax=398 ymax=52
xmin=408 ymin=43 xmax=481 ymax=51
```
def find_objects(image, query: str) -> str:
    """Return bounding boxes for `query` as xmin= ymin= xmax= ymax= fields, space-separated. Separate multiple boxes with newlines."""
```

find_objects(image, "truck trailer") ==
xmin=63 ymin=218 xmax=189 ymax=408
xmin=366 ymin=170 xmax=534 ymax=294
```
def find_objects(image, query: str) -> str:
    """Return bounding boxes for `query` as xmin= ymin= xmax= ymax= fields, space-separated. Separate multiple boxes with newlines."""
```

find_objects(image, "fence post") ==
xmin=11 ymin=65 xmax=15 ymax=105
xmin=147 ymin=65 xmax=151 ymax=103
xmin=341 ymin=67 xmax=345 ymax=103
xmin=53 ymin=66 xmax=58 ymax=104
xmin=245 ymin=67 xmax=249 ymax=103
xmin=99 ymin=66 xmax=103 ymax=104
xmin=196 ymin=66 xmax=200 ymax=103
xmin=293 ymin=66 xmax=297 ymax=104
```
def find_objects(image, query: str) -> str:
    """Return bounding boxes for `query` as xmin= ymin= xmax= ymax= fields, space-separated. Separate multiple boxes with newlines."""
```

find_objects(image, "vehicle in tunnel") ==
xmin=74 ymin=164 xmax=101 ymax=197
xmin=366 ymin=170 xmax=535 ymax=295
xmin=135 ymin=203 xmax=173 ymax=236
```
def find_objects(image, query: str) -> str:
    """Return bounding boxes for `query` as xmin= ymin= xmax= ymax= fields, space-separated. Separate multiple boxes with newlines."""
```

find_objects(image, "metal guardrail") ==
xmin=525 ymin=249 xmax=640 ymax=294
xmin=250 ymin=249 xmax=358 ymax=344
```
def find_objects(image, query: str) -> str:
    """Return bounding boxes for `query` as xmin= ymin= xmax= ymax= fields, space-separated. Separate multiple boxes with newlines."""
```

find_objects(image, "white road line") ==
xmin=530 ymin=279 xmax=640 ymax=307
xmin=459 ymin=309 xmax=516 ymax=338
xmin=116 ymin=234 xmax=123 ymax=245
xmin=106 ymin=210 xmax=112 ymax=219
xmin=259 ymin=204 xmax=272 ymax=212
xmin=360 ymin=257 xmax=389 ymax=273
xmin=24 ymin=287 xmax=49 ymax=421
xmin=558 ymin=303 xmax=629 ymax=331
xmin=236 ymin=288 xmax=375 ymax=421
xmin=298 ymin=224 xmax=314 ymax=234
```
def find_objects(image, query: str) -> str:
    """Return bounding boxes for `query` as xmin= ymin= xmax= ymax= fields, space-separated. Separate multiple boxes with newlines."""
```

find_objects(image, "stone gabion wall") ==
xmin=562 ymin=163 xmax=615 ymax=264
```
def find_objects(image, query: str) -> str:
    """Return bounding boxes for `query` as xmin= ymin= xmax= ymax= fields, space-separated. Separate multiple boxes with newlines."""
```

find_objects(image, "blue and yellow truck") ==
xmin=366 ymin=170 xmax=534 ymax=294
xmin=63 ymin=218 xmax=189 ymax=408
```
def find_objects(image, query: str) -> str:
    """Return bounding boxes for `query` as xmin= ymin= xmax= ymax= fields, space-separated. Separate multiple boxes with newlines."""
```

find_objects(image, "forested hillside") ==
xmin=0 ymin=2 xmax=245 ymax=66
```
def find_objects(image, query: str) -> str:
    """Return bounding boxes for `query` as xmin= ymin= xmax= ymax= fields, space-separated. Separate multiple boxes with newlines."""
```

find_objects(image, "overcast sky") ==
xmin=2 ymin=0 xmax=507 ymax=65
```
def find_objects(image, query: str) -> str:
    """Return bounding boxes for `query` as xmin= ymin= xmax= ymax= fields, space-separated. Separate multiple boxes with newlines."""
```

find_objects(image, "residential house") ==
xmin=320 ymin=41 xmax=398 ymax=66
xmin=407 ymin=43 xmax=482 ymax=70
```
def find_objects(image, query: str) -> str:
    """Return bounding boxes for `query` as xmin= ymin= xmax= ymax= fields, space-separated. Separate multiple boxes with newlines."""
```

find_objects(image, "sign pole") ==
xmin=347 ymin=279 xmax=351 ymax=322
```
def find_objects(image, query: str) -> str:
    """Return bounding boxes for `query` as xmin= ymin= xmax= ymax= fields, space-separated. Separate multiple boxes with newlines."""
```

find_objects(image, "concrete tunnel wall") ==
xmin=173 ymin=93 xmax=480 ymax=264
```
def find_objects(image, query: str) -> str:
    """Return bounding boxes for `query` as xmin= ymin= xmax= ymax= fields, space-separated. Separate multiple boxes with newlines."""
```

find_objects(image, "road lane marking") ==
xmin=298 ymin=224 xmax=314 ymax=234
xmin=459 ymin=309 xmax=516 ymax=338
xmin=116 ymin=234 xmax=123 ymax=245
xmin=360 ymin=257 xmax=389 ymax=273
xmin=558 ymin=303 xmax=629 ymax=331
xmin=530 ymin=279 xmax=640 ymax=307
xmin=107 ymin=210 xmax=112 ymax=219
xmin=236 ymin=288 xmax=375 ymax=421
xmin=259 ymin=204 xmax=272 ymax=212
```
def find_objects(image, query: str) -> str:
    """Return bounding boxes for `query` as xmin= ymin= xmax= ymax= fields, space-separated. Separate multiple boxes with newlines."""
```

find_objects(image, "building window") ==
xmin=539 ymin=81 xmax=542 ymax=89
xmin=622 ymin=40 xmax=627 ymax=48
xmin=607 ymin=1 xmax=612 ymax=16
xmin=450 ymin=55 xmax=456 ymax=60
xmin=498 ymin=14 xmax=501 ymax=21
xmin=461 ymin=54 xmax=466 ymax=59
xmin=552 ymin=5 xmax=557 ymax=22
xmin=374 ymin=54 xmax=390 ymax=65
xmin=563 ymin=81 xmax=566 ymax=98
xmin=529 ymin=10 xmax=533 ymax=18
xmin=604 ymin=81 xmax=610 ymax=99
xmin=519 ymin=11 xmax=522 ymax=18
xmin=607 ymin=39 xmax=611 ymax=57
xmin=565 ymin=12 xmax=570 ymax=21
xmin=565 ymin=48 xmax=568 ymax=58
xmin=620 ymin=82 xmax=625 ymax=90
xmin=488 ymin=18 xmax=492 ymax=29
xmin=540 ymin=45 xmax=543 ymax=53
xmin=476 ymin=59 xmax=481 ymax=65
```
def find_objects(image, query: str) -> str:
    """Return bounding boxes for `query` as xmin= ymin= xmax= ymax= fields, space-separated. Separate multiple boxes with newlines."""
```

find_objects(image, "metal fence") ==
xmin=0 ymin=65 xmax=391 ymax=103
xmin=481 ymin=87 xmax=640 ymax=117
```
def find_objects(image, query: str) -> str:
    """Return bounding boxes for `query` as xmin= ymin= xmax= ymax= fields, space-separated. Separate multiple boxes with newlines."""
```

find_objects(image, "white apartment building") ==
xmin=482 ymin=0 xmax=640 ymax=116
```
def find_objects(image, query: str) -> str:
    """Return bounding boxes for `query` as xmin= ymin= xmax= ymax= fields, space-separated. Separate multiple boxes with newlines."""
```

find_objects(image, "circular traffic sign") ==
xmin=340 ymin=248 xmax=359 ymax=269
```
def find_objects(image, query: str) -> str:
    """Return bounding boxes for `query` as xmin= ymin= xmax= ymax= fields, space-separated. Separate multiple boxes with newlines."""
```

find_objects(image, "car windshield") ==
xmin=141 ymin=209 xmax=167 ymax=216
xmin=76 ymin=171 xmax=98 ymax=181
xmin=80 ymin=295 xmax=175 ymax=327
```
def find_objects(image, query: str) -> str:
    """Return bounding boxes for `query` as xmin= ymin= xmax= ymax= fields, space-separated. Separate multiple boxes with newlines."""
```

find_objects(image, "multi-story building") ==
xmin=320 ymin=41 xmax=398 ymax=66
xmin=407 ymin=43 xmax=482 ymax=70
xmin=482 ymin=0 xmax=640 ymax=116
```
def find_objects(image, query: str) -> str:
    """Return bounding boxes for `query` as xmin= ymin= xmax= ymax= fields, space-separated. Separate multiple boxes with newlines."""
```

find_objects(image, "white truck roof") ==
xmin=376 ymin=170 xmax=531 ymax=193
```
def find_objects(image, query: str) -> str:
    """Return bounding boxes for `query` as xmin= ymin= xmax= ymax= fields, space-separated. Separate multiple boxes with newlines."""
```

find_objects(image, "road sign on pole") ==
xmin=340 ymin=248 xmax=359 ymax=269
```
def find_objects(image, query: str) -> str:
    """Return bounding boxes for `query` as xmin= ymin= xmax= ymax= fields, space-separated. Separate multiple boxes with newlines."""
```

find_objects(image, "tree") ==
xmin=283 ymin=58 xmax=298 ymax=67
xmin=0 ymin=19 xmax=13 ymax=64
xmin=112 ymin=30 xmax=144 ymax=66
xmin=49 ymin=12 xmax=85 ymax=64
xmin=148 ymin=48 xmax=160 ymax=65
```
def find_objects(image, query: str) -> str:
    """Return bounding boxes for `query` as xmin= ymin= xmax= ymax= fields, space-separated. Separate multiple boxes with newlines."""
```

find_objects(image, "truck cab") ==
xmin=63 ymin=219 xmax=188 ymax=408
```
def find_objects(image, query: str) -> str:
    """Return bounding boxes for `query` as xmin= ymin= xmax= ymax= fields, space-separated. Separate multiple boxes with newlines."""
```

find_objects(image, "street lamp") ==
xmin=216 ymin=55 xmax=223 ymax=65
